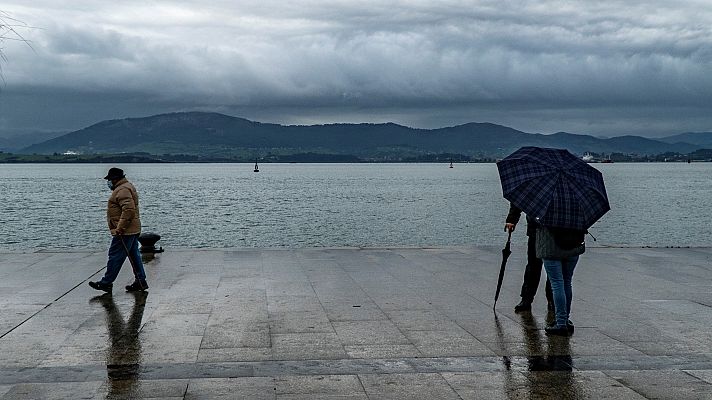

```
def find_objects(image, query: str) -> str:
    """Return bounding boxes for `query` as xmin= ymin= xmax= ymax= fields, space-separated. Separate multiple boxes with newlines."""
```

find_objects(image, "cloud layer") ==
xmin=2 ymin=0 xmax=712 ymax=136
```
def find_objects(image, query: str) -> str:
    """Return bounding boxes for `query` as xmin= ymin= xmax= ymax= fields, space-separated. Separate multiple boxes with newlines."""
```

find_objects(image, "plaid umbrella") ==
xmin=497 ymin=147 xmax=610 ymax=230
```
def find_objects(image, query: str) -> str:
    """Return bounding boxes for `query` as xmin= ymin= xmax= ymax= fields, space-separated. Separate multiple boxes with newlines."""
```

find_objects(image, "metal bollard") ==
xmin=138 ymin=232 xmax=164 ymax=253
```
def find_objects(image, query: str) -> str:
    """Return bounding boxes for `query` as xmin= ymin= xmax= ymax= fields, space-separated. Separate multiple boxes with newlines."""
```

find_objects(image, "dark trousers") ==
xmin=520 ymin=234 xmax=553 ymax=303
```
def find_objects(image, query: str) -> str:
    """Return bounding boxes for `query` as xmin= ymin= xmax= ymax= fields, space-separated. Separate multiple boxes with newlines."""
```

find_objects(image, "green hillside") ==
xmin=21 ymin=112 xmax=701 ymax=159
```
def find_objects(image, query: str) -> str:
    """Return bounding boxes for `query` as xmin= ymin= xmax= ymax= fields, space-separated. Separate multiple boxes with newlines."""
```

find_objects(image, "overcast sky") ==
xmin=1 ymin=0 xmax=711 ymax=137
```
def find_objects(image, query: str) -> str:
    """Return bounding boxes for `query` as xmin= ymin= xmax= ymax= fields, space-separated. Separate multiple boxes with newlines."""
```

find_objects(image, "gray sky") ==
xmin=1 ymin=0 xmax=712 ymax=137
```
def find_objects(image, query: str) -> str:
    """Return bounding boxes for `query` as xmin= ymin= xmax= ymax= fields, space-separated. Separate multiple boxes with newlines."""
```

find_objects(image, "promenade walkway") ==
xmin=1 ymin=246 xmax=711 ymax=399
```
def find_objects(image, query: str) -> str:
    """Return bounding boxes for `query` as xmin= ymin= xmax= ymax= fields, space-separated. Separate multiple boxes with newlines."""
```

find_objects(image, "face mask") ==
xmin=107 ymin=181 xmax=114 ymax=190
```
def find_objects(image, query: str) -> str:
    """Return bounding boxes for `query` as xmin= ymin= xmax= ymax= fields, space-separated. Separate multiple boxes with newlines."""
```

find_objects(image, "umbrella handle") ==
xmin=507 ymin=230 xmax=512 ymax=242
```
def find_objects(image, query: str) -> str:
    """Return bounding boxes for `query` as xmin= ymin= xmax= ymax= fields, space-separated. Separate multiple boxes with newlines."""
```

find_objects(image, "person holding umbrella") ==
xmin=89 ymin=167 xmax=149 ymax=293
xmin=497 ymin=147 xmax=610 ymax=336
xmin=504 ymin=203 xmax=553 ymax=313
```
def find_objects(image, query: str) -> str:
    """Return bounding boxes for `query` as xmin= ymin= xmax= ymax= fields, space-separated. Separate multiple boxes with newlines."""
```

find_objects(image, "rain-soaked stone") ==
xmin=1 ymin=246 xmax=712 ymax=398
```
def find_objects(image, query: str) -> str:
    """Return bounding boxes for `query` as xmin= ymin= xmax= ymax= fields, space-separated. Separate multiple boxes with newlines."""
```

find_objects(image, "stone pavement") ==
xmin=1 ymin=246 xmax=712 ymax=399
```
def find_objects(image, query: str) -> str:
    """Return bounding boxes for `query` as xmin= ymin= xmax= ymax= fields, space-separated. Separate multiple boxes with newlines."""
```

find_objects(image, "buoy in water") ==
xmin=254 ymin=161 xmax=259 ymax=172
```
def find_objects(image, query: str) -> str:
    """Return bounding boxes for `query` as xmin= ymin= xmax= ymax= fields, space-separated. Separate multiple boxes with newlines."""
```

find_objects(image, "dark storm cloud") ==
xmin=1 ymin=0 xmax=712 ymax=136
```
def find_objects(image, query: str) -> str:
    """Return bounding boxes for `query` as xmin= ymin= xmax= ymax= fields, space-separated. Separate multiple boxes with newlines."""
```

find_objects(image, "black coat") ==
xmin=506 ymin=204 xmax=539 ymax=237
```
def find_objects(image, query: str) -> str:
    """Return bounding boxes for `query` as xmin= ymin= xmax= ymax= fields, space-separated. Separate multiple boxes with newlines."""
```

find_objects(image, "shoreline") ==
xmin=1 ymin=159 xmax=711 ymax=164
xmin=1 ymin=244 xmax=710 ymax=254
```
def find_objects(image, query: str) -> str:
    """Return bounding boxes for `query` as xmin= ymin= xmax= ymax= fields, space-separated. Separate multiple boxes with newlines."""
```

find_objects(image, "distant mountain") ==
xmin=544 ymin=132 xmax=699 ymax=154
xmin=0 ymin=130 xmax=67 ymax=152
xmin=20 ymin=112 xmax=703 ymax=159
xmin=659 ymin=132 xmax=712 ymax=148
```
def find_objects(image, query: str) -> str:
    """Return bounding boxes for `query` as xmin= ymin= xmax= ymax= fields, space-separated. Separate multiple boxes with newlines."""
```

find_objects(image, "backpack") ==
xmin=548 ymin=227 xmax=586 ymax=250
xmin=535 ymin=226 xmax=586 ymax=259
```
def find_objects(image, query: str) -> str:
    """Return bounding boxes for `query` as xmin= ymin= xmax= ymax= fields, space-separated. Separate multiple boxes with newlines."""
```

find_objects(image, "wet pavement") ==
xmin=1 ymin=246 xmax=712 ymax=399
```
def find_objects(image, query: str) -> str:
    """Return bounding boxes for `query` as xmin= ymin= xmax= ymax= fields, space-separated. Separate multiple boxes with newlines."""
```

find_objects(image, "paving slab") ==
xmin=1 ymin=246 xmax=712 ymax=398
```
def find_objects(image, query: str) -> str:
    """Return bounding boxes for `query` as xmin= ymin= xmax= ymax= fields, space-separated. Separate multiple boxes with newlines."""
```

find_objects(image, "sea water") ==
xmin=1 ymin=163 xmax=710 ymax=251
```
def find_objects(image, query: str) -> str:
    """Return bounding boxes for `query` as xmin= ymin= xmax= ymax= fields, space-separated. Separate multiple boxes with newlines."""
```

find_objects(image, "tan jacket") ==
xmin=106 ymin=178 xmax=141 ymax=235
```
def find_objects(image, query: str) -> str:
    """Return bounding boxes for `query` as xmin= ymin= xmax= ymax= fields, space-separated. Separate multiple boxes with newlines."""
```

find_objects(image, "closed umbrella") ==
xmin=497 ymin=147 xmax=610 ymax=231
xmin=493 ymin=230 xmax=512 ymax=308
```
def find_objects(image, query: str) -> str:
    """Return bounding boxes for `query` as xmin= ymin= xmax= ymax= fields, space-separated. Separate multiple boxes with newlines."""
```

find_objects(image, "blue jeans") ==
xmin=100 ymin=234 xmax=146 ymax=284
xmin=543 ymin=256 xmax=579 ymax=327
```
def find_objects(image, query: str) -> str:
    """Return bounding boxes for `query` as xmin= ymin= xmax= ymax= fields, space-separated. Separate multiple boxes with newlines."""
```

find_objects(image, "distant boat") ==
xmin=582 ymin=153 xmax=595 ymax=162
xmin=449 ymin=161 xmax=454 ymax=168
xmin=253 ymin=161 xmax=259 ymax=172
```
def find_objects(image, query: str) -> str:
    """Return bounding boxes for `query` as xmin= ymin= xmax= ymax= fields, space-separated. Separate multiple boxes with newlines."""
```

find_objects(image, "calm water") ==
xmin=1 ymin=163 xmax=710 ymax=251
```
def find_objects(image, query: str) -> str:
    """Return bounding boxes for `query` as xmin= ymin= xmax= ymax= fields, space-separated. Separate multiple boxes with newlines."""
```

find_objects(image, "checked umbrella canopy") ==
xmin=497 ymin=147 xmax=610 ymax=231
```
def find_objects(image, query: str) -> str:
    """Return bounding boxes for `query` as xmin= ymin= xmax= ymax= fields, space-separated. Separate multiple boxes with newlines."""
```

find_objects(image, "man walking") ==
xmin=505 ymin=203 xmax=552 ymax=312
xmin=89 ymin=168 xmax=149 ymax=293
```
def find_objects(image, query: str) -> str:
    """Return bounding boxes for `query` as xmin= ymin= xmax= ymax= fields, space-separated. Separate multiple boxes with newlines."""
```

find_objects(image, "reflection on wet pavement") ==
xmin=1 ymin=247 xmax=712 ymax=398
xmin=492 ymin=311 xmax=580 ymax=398
xmin=519 ymin=312 xmax=573 ymax=372
xmin=91 ymin=292 xmax=147 ymax=397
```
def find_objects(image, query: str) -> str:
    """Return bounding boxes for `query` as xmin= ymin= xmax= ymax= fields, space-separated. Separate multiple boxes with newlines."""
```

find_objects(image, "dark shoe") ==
xmin=514 ymin=300 xmax=532 ymax=312
xmin=125 ymin=280 xmax=149 ymax=292
xmin=89 ymin=281 xmax=113 ymax=293
xmin=567 ymin=320 xmax=575 ymax=335
xmin=545 ymin=324 xmax=570 ymax=336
